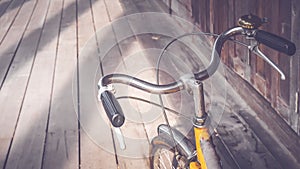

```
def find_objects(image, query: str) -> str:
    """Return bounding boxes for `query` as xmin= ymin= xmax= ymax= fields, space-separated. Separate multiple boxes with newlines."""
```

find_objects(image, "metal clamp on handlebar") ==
xmin=97 ymin=84 xmax=114 ymax=101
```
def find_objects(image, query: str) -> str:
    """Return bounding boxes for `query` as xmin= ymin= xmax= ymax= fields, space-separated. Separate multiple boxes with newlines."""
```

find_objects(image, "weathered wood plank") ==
xmin=232 ymin=0 xmax=250 ymax=79
xmin=104 ymin=0 xmax=151 ymax=168
xmin=91 ymin=0 xmax=125 ymax=75
xmin=0 ymin=0 xmax=13 ymax=18
xmin=42 ymin=0 xmax=79 ymax=168
xmin=291 ymin=0 xmax=300 ymax=134
xmin=0 ymin=0 xmax=49 ymax=168
xmin=4 ymin=0 xmax=63 ymax=168
xmin=225 ymin=66 xmax=300 ymax=169
xmin=0 ymin=0 xmax=37 ymax=86
xmin=278 ymin=0 xmax=291 ymax=108
xmin=90 ymin=3 xmax=145 ymax=166
xmin=265 ymin=0 xmax=280 ymax=109
xmin=77 ymin=0 xmax=117 ymax=168
xmin=227 ymin=0 xmax=235 ymax=69
xmin=0 ymin=0 xmax=25 ymax=44
xmin=216 ymin=109 xmax=282 ymax=169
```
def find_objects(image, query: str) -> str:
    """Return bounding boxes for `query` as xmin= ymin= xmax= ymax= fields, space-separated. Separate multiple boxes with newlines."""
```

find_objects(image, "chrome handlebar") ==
xmin=99 ymin=26 xmax=247 ymax=94
xmin=98 ymin=25 xmax=293 ymax=94
xmin=97 ymin=21 xmax=296 ymax=134
xmin=98 ymin=74 xmax=184 ymax=95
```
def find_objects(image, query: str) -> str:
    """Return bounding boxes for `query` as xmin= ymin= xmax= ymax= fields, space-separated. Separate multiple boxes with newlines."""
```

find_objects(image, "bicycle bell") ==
xmin=238 ymin=14 xmax=267 ymax=30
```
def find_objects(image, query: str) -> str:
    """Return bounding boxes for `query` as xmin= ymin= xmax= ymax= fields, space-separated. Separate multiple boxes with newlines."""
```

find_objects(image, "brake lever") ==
xmin=249 ymin=44 xmax=286 ymax=80
xmin=114 ymin=127 xmax=126 ymax=150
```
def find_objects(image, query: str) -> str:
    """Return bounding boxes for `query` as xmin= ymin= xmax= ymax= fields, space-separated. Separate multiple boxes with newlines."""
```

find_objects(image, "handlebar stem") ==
xmin=191 ymin=81 xmax=208 ymax=127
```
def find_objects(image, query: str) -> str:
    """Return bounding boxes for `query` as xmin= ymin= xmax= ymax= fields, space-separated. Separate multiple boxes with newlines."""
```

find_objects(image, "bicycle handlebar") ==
xmin=98 ymin=20 xmax=296 ymax=128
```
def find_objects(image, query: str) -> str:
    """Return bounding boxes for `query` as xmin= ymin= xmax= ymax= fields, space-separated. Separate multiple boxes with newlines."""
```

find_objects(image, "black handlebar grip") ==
xmin=100 ymin=91 xmax=125 ymax=127
xmin=254 ymin=30 xmax=296 ymax=56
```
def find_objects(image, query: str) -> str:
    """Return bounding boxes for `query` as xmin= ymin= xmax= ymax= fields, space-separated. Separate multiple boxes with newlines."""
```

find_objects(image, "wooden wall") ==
xmin=161 ymin=0 xmax=300 ymax=134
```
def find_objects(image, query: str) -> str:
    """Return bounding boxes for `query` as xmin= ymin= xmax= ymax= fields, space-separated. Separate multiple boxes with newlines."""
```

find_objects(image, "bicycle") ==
xmin=97 ymin=14 xmax=296 ymax=169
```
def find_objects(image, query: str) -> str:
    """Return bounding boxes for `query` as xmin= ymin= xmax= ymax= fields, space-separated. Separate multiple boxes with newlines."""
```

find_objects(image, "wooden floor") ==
xmin=0 ymin=0 xmax=298 ymax=169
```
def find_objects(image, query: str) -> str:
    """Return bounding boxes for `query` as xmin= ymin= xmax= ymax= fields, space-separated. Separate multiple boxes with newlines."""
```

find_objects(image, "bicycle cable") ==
xmin=116 ymin=96 xmax=190 ymax=120
xmin=155 ymin=32 xmax=219 ymax=155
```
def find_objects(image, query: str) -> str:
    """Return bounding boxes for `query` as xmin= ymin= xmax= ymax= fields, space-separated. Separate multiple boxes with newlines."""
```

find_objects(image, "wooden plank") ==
xmin=0 ymin=0 xmax=49 ymax=168
xmin=227 ymin=0 xmax=235 ymax=69
xmin=0 ymin=0 xmax=13 ymax=17
xmin=90 ymin=2 xmax=148 ymax=166
xmin=0 ymin=0 xmax=37 ymax=86
xmin=291 ymin=0 xmax=300 ymax=133
xmin=278 ymin=0 xmax=291 ymax=106
xmin=233 ymin=0 xmax=249 ymax=78
xmin=209 ymin=0 xmax=215 ymax=34
xmin=225 ymin=66 xmax=300 ymax=169
xmin=192 ymin=0 xmax=200 ymax=24
xmin=77 ymin=0 xmax=118 ymax=168
xmin=90 ymin=0 xmax=109 ymax=30
xmin=251 ymin=0 xmax=269 ymax=97
xmin=263 ymin=0 xmax=279 ymax=108
xmin=199 ymin=0 xmax=209 ymax=32
xmin=104 ymin=0 xmax=151 ymax=168
xmin=218 ymin=0 xmax=229 ymax=65
xmin=216 ymin=108 xmax=282 ymax=169
xmin=41 ymin=0 xmax=79 ymax=168
xmin=95 ymin=26 xmax=124 ymax=75
xmin=92 ymin=0 xmax=124 ymax=76
xmin=4 ymin=0 xmax=63 ymax=168
xmin=104 ymin=0 xmax=123 ymax=20
xmin=209 ymin=72 xmax=283 ymax=168
xmin=0 ymin=0 xmax=25 ymax=44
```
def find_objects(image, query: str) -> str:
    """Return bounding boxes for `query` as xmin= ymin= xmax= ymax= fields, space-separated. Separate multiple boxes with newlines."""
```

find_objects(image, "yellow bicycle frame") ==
xmin=189 ymin=127 xmax=210 ymax=169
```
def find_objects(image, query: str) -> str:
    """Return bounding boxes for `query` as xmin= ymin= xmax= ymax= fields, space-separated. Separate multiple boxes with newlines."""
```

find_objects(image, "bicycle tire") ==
xmin=150 ymin=134 xmax=193 ymax=169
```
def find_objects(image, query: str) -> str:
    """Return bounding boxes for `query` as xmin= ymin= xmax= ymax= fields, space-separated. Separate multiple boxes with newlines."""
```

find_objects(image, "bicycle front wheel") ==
xmin=150 ymin=135 xmax=190 ymax=169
